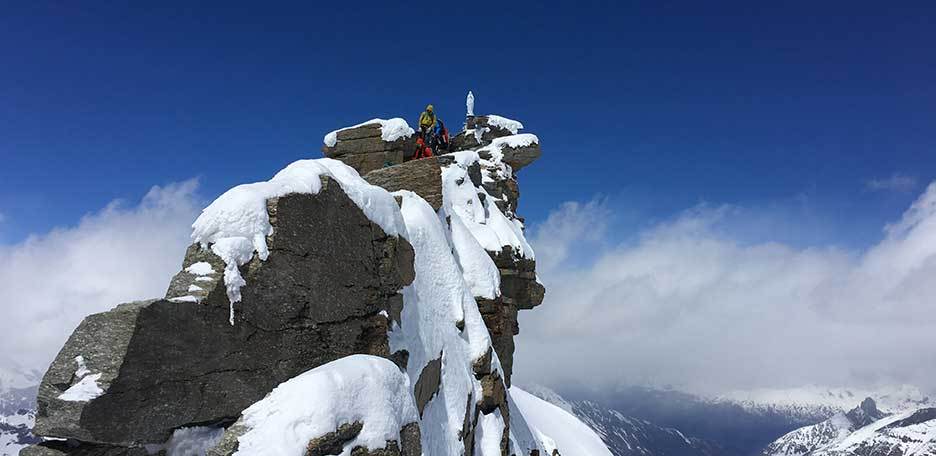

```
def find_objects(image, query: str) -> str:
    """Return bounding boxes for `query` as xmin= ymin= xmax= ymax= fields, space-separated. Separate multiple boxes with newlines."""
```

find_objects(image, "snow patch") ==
xmin=323 ymin=118 xmax=414 ymax=148
xmin=185 ymin=262 xmax=215 ymax=276
xmin=73 ymin=356 xmax=91 ymax=378
xmin=486 ymin=115 xmax=524 ymax=134
xmin=234 ymin=355 xmax=417 ymax=456
xmin=58 ymin=373 xmax=103 ymax=402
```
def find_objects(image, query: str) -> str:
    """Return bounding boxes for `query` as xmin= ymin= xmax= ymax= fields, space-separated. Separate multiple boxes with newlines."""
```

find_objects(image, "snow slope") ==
xmin=511 ymin=387 xmax=614 ymax=456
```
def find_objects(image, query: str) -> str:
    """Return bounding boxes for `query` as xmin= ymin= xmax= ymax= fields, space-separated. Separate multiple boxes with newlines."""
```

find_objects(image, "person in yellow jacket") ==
xmin=418 ymin=104 xmax=436 ymax=135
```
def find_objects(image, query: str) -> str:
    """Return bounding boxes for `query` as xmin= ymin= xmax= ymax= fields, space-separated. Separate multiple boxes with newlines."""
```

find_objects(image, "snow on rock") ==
xmin=185 ymin=262 xmax=215 ymax=275
xmin=191 ymin=158 xmax=407 ymax=323
xmin=510 ymin=387 xmax=614 ymax=456
xmin=57 ymin=373 xmax=103 ymax=402
xmin=323 ymin=118 xmax=414 ymax=148
xmin=73 ymin=356 xmax=91 ymax=378
xmin=389 ymin=191 xmax=497 ymax=454
xmin=477 ymin=133 xmax=539 ymax=156
xmin=234 ymin=355 xmax=417 ymax=456
xmin=485 ymin=115 xmax=524 ymax=134
xmin=474 ymin=409 xmax=506 ymax=455
xmin=56 ymin=356 xmax=105 ymax=402
xmin=441 ymin=151 xmax=534 ymax=260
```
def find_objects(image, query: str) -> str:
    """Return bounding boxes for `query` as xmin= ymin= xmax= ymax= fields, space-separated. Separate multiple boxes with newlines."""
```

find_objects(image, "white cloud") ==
xmin=0 ymin=180 xmax=201 ymax=372
xmin=515 ymin=182 xmax=936 ymax=395
xmin=866 ymin=173 xmax=918 ymax=193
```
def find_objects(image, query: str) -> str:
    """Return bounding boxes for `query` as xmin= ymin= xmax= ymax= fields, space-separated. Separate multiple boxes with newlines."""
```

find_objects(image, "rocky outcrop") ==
xmin=364 ymin=156 xmax=454 ymax=211
xmin=30 ymin=177 xmax=415 ymax=451
xmin=322 ymin=122 xmax=416 ymax=175
xmin=25 ymin=102 xmax=569 ymax=456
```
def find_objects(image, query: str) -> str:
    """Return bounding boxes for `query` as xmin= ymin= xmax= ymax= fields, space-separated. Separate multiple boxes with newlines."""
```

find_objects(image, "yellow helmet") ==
xmin=426 ymin=104 xmax=434 ymax=112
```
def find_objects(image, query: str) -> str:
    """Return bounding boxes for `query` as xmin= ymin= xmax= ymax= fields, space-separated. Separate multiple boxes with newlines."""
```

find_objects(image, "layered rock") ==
xmin=29 ymin=177 xmax=414 ymax=452
xmin=322 ymin=120 xmax=417 ymax=175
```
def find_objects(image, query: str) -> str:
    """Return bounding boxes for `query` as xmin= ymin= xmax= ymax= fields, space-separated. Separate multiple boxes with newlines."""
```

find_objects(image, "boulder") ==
xmin=364 ymin=157 xmax=451 ymax=211
xmin=32 ymin=177 xmax=415 ymax=447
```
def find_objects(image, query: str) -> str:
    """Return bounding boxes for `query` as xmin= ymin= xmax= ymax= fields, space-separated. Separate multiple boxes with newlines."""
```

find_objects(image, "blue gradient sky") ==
xmin=2 ymin=1 xmax=935 ymax=248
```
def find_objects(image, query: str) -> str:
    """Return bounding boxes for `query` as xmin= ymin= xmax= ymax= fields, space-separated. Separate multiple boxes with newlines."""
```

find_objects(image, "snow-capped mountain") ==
xmin=524 ymin=385 xmax=721 ymax=456
xmin=763 ymin=398 xmax=936 ymax=455
xmin=716 ymin=385 xmax=934 ymax=423
xmin=0 ymin=365 xmax=41 ymax=455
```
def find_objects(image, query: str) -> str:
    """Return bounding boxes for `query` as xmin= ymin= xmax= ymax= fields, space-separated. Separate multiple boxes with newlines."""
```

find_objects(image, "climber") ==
xmin=412 ymin=135 xmax=434 ymax=160
xmin=433 ymin=118 xmax=450 ymax=153
xmin=418 ymin=104 xmax=437 ymax=138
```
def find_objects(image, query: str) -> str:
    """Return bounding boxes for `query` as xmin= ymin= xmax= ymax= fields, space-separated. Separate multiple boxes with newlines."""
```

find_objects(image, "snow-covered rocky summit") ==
xmin=24 ymin=105 xmax=608 ymax=455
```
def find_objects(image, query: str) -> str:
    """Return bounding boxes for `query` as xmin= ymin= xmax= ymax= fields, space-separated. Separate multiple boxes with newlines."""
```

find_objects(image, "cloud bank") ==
xmin=0 ymin=180 xmax=201 ymax=371
xmin=515 ymin=182 xmax=936 ymax=395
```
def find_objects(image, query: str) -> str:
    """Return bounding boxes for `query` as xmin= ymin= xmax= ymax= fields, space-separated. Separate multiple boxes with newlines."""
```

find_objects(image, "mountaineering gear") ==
xmin=412 ymin=135 xmax=434 ymax=160
xmin=419 ymin=105 xmax=436 ymax=130
xmin=433 ymin=119 xmax=450 ymax=153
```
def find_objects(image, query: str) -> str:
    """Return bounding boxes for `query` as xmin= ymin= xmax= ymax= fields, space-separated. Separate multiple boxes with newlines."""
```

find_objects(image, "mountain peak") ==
xmin=846 ymin=397 xmax=887 ymax=428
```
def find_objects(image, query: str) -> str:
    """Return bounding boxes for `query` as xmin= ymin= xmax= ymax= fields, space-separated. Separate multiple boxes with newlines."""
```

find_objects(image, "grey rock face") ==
xmin=32 ymin=177 xmax=415 ymax=447
xmin=364 ymin=157 xmax=446 ymax=211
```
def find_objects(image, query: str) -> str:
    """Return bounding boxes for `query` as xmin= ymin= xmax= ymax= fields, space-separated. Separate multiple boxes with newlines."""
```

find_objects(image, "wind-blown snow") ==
xmin=323 ymin=118 xmax=414 ymax=148
xmin=191 ymin=158 xmax=407 ymax=324
xmin=486 ymin=115 xmax=523 ymax=134
xmin=234 ymin=355 xmax=418 ymax=456
xmin=510 ymin=387 xmax=613 ymax=456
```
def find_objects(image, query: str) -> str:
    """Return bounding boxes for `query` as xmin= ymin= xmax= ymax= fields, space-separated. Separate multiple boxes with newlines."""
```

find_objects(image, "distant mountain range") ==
xmin=528 ymin=384 xmax=934 ymax=456
xmin=0 ymin=365 xmax=42 ymax=455
xmin=762 ymin=397 xmax=936 ymax=455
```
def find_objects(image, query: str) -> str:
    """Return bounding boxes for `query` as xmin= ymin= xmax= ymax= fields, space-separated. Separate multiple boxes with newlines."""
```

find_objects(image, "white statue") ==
xmin=466 ymin=91 xmax=475 ymax=117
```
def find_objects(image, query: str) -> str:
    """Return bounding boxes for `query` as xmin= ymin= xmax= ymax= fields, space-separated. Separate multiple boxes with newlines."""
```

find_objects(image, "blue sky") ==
xmin=2 ymin=1 xmax=935 ymax=248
